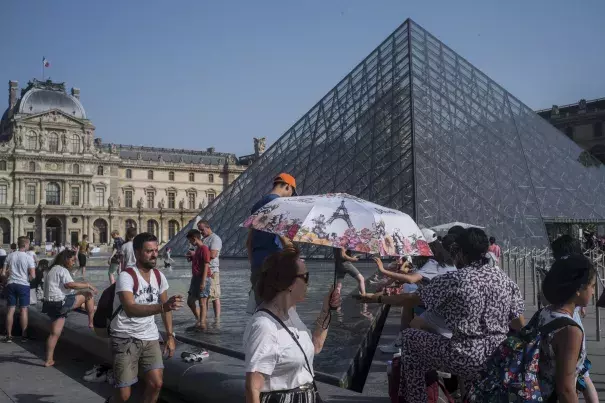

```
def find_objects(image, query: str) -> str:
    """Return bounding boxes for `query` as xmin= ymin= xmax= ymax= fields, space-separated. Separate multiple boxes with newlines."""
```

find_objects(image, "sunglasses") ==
xmin=295 ymin=272 xmax=310 ymax=284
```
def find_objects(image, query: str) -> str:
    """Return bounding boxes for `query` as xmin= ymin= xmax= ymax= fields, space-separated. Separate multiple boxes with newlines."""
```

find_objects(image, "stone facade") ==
xmin=0 ymin=79 xmax=250 ymax=246
xmin=537 ymin=98 xmax=605 ymax=163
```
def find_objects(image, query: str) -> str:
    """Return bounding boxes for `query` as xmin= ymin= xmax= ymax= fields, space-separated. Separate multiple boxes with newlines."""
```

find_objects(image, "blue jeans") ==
xmin=188 ymin=276 xmax=212 ymax=299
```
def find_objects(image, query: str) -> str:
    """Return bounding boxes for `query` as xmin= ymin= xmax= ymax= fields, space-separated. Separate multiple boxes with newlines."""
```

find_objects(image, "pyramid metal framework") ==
xmin=166 ymin=19 xmax=605 ymax=256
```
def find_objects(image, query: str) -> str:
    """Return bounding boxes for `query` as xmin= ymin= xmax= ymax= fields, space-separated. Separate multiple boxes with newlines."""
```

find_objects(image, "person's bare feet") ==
xmin=44 ymin=360 xmax=55 ymax=367
xmin=88 ymin=322 xmax=94 ymax=328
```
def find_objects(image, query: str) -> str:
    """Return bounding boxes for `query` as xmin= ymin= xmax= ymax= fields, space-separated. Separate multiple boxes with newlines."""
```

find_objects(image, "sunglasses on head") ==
xmin=295 ymin=272 xmax=310 ymax=284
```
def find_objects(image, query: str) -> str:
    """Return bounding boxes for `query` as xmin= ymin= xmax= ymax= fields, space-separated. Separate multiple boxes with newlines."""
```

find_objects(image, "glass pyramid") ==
xmin=166 ymin=19 xmax=605 ymax=256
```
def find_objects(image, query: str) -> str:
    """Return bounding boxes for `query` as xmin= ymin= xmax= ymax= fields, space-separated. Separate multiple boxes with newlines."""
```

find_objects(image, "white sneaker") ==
xmin=85 ymin=364 xmax=102 ymax=376
xmin=83 ymin=368 xmax=107 ymax=383
xmin=379 ymin=334 xmax=403 ymax=354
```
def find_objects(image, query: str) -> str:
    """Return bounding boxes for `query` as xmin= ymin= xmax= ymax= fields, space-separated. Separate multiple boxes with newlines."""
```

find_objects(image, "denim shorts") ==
xmin=6 ymin=283 xmax=30 ymax=307
xmin=188 ymin=276 xmax=212 ymax=299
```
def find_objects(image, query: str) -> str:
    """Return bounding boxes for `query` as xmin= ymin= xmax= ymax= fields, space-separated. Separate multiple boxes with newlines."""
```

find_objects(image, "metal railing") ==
xmin=501 ymin=246 xmax=605 ymax=341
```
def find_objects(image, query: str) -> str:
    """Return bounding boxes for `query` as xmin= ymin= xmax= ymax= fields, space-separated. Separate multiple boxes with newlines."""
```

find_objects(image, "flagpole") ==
xmin=42 ymin=57 xmax=44 ymax=80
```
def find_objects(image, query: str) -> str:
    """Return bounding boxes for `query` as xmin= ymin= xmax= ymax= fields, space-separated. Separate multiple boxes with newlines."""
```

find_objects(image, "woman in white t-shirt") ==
xmin=244 ymin=246 xmax=334 ymax=403
xmin=42 ymin=249 xmax=98 ymax=367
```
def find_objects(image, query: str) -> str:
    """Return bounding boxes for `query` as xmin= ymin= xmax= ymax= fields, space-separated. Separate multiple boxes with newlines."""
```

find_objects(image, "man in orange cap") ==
xmin=246 ymin=173 xmax=298 ymax=305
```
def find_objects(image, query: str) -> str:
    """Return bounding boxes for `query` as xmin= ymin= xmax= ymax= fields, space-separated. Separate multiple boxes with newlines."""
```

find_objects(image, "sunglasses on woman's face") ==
xmin=295 ymin=272 xmax=310 ymax=284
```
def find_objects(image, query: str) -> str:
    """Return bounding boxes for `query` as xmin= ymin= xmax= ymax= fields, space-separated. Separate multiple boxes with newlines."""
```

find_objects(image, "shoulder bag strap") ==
xmin=152 ymin=268 xmax=162 ymax=288
xmin=539 ymin=316 xmax=582 ymax=336
xmin=123 ymin=267 xmax=139 ymax=294
xmin=257 ymin=308 xmax=318 ymax=390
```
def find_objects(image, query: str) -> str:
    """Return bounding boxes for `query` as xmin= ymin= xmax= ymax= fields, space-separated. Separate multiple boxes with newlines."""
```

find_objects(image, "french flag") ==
xmin=43 ymin=57 xmax=50 ymax=68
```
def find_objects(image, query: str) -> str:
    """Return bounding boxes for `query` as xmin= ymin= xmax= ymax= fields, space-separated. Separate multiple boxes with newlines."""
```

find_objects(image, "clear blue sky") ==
xmin=2 ymin=0 xmax=604 ymax=156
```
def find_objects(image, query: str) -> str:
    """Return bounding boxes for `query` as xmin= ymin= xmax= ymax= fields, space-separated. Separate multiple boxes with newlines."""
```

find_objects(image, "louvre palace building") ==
xmin=0 ymin=78 xmax=253 ymax=247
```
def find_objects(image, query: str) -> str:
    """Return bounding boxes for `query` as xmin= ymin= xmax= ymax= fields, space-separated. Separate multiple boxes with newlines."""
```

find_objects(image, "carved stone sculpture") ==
xmin=39 ymin=134 xmax=47 ymax=150
xmin=117 ymin=196 xmax=121 ymax=207
xmin=15 ymin=127 xmax=23 ymax=147
xmin=110 ymin=143 xmax=117 ymax=154
xmin=179 ymin=199 xmax=184 ymax=209
xmin=254 ymin=137 xmax=266 ymax=156
xmin=108 ymin=196 xmax=114 ymax=208
xmin=137 ymin=198 xmax=143 ymax=209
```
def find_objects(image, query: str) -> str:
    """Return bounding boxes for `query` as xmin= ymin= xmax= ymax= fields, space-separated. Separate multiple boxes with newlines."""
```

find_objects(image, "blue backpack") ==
xmin=464 ymin=310 xmax=581 ymax=403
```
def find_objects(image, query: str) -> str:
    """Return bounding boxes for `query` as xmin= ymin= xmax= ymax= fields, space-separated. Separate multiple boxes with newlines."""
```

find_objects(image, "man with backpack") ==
xmin=106 ymin=232 xmax=183 ymax=403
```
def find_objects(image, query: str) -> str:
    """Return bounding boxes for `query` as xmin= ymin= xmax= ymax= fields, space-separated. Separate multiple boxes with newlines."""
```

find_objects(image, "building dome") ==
xmin=17 ymin=87 xmax=86 ymax=119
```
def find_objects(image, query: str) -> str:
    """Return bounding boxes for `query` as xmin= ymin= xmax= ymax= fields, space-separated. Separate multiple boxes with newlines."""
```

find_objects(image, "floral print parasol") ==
xmin=241 ymin=193 xmax=432 ymax=256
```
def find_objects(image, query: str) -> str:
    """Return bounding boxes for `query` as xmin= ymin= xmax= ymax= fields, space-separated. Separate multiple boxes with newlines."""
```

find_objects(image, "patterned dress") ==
xmin=399 ymin=263 xmax=524 ymax=402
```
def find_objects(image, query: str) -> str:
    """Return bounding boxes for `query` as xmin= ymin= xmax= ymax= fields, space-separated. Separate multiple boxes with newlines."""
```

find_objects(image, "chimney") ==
xmin=8 ymin=80 xmax=18 ymax=109
xmin=71 ymin=87 xmax=80 ymax=99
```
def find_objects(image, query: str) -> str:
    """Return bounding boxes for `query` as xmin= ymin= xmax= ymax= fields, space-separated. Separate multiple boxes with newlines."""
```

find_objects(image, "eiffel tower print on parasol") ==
xmin=241 ymin=193 xmax=431 ymax=256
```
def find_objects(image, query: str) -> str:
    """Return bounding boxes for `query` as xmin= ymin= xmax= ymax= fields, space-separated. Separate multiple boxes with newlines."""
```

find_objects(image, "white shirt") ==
xmin=121 ymin=241 xmax=136 ymax=269
xmin=26 ymin=250 xmax=37 ymax=262
xmin=5 ymin=251 xmax=36 ymax=286
xmin=0 ymin=248 xmax=6 ymax=257
xmin=243 ymin=307 xmax=314 ymax=392
xmin=203 ymin=233 xmax=222 ymax=273
xmin=417 ymin=259 xmax=456 ymax=282
xmin=44 ymin=265 xmax=75 ymax=301
xmin=110 ymin=267 xmax=169 ymax=341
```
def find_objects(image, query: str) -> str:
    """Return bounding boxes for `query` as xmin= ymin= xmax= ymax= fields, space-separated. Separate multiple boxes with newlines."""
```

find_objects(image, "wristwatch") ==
xmin=169 ymin=332 xmax=176 ymax=339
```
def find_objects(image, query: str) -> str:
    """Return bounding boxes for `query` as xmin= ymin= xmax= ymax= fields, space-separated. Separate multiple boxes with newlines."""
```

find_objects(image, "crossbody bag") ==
xmin=257 ymin=308 xmax=324 ymax=403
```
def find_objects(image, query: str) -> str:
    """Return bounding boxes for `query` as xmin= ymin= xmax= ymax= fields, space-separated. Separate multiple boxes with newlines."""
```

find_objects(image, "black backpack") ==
xmin=93 ymin=267 xmax=161 ymax=338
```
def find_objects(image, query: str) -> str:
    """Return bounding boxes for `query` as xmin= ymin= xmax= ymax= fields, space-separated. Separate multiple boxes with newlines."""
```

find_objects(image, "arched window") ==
xmin=49 ymin=133 xmax=59 ymax=152
xmin=70 ymin=134 xmax=80 ymax=154
xmin=93 ymin=218 xmax=108 ymax=244
xmin=208 ymin=173 xmax=214 ymax=183
xmin=148 ymin=170 xmax=154 ymax=180
xmin=147 ymin=219 xmax=158 ymax=236
xmin=189 ymin=173 xmax=194 ymax=182
xmin=97 ymin=166 xmax=104 ymax=176
xmin=169 ymin=171 xmax=175 ymax=181
xmin=73 ymin=164 xmax=80 ymax=175
xmin=27 ymin=133 xmax=38 ymax=150
xmin=168 ymin=220 xmax=180 ymax=239
xmin=126 ymin=169 xmax=132 ymax=179
xmin=0 ymin=161 xmax=6 ymax=171
xmin=46 ymin=182 xmax=61 ymax=205
xmin=125 ymin=219 xmax=137 ymax=230
xmin=29 ymin=161 xmax=36 ymax=172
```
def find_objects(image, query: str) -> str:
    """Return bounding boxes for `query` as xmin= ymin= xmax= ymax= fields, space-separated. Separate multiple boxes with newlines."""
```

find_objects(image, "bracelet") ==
xmin=316 ymin=310 xmax=331 ymax=330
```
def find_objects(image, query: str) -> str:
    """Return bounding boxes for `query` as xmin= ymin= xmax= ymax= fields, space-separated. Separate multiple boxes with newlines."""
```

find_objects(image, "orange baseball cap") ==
xmin=274 ymin=173 xmax=298 ymax=195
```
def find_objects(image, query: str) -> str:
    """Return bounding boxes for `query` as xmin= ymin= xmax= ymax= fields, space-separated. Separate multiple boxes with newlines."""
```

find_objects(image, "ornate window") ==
xmin=168 ymin=192 xmax=176 ymax=209
xmin=46 ymin=182 xmax=61 ymax=205
xmin=169 ymin=171 xmax=175 ymax=181
xmin=147 ymin=170 xmax=154 ymax=180
xmin=71 ymin=187 xmax=80 ymax=206
xmin=0 ymin=161 xmax=6 ymax=171
xmin=29 ymin=161 xmax=36 ymax=172
xmin=96 ymin=187 xmax=105 ymax=206
xmin=125 ymin=190 xmax=133 ymax=208
xmin=71 ymin=134 xmax=80 ymax=154
xmin=97 ymin=166 xmax=104 ymax=176
xmin=27 ymin=133 xmax=38 ymax=150
xmin=0 ymin=184 xmax=7 ymax=205
xmin=147 ymin=192 xmax=154 ymax=209
xmin=188 ymin=193 xmax=196 ymax=209
xmin=208 ymin=192 xmax=216 ymax=204
xmin=126 ymin=169 xmax=132 ymax=179
xmin=49 ymin=133 xmax=59 ymax=152
xmin=26 ymin=185 xmax=36 ymax=205
xmin=168 ymin=220 xmax=179 ymax=239
xmin=208 ymin=173 xmax=214 ymax=183
xmin=189 ymin=173 xmax=194 ymax=182
xmin=73 ymin=163 xmax=80 ymax=175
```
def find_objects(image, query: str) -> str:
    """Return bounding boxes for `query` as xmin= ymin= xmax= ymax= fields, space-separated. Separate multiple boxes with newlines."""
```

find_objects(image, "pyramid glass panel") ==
xmin=166 ymin=19 xmax=605 ymax=256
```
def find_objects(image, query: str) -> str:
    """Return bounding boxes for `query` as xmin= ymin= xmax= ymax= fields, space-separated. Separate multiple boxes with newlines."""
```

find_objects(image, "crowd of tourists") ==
xmin=0 ymin=170 xmax=602 ymax=403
